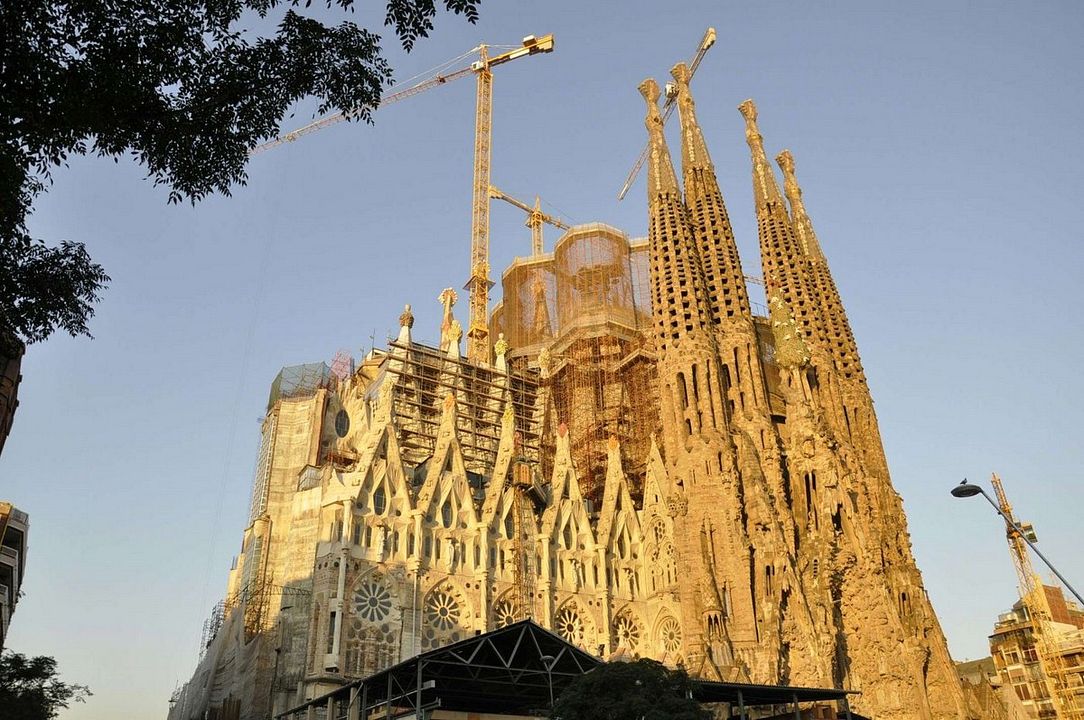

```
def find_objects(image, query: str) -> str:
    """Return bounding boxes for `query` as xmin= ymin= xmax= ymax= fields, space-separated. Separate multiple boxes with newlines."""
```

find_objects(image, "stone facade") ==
xmin=169 ymin=76 xmax=977 ymax=720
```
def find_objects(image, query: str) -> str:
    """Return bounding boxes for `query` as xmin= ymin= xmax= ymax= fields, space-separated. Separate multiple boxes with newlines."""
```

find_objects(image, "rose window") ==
xmin=659 ymin=616 xmax=682 ymax=653
xmin=425 ymin=588 xmax=461 ymax=632
xmin=555 ymin=606 xmax=584 ymax=645
xmin=613 ymin=614 xmax=641 ymax=651
xmin=354 ymin=581 xmax=392 ymax=622
xmin=493 ymin=598 xmax=519 ymax=629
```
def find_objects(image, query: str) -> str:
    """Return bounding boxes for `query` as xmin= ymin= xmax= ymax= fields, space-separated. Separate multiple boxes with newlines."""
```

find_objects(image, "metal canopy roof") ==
xmin=278 ymin=620 xmax=856 ymax=720
xmin=692 ymin=678 xmax=853 ymax=705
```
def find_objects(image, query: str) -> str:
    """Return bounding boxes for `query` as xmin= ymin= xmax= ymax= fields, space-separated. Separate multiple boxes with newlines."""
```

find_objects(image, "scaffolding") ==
xmin=519 ymin=224 xmax=660 ymax=505
xmin=498 ymin=254 xmax=557 ymax=358
xmin=267 ymin=362 xmax=335 ymax=411
xmin=200 ymin=600 xmax=226 ymax=660
xmin=383 ymin=340 xmax=543 ymax=478
xmin=554 ymin=223 xmax=638 ymax=333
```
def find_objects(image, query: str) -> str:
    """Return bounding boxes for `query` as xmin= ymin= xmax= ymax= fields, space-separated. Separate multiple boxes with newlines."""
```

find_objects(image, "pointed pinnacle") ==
xmin=776 ymin=149 xmax=824 ymax=260
xmin=670 ymin=62 xmax=711 ymax=173
xmin=738 ymin=99 xmax=784 ymax=211
xmin=640 ymin=78 xmax=679 ymax=196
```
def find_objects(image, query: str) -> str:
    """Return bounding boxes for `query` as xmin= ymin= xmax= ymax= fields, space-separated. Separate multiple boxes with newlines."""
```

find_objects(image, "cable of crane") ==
xmin=249 ymin=49 xmax=479 ymax=156
xmin=393 ymin=47 xmax=477 ymax=88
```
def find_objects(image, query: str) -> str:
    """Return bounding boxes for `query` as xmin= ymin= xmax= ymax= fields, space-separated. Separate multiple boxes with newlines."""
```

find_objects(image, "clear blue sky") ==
xmin=3 ymin=1 xmax=1082 ymax=717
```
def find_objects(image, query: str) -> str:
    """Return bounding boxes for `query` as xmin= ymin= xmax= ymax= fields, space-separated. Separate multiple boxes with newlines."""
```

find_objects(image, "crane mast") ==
xmin=465 ymin=35 xmax=555 ymax=364
xmin=466 ymin=46 xmax=495 ymax=364
xmin=992 ymin=473 xmax=1082 ymax=719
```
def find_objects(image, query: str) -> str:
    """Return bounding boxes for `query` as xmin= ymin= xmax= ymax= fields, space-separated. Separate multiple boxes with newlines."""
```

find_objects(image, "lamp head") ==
xmin=951 ymin=479 xmax=984 ymax=498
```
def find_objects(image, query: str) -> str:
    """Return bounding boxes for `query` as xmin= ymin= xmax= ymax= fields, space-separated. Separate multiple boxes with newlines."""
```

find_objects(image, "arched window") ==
xmin=441 ymin=499 xmax=453 ymax=528
xmin=504 ymin=510 xmax=515 ymax=539
xmin=373 ymin=486 xmax=386 ymax=515
xmin=562 ymin=522 xmax=573 ymax=549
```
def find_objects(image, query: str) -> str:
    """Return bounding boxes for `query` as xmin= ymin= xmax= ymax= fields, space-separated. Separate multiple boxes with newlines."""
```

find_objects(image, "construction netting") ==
xmin=498 ymin=255 xmax=557 ymax=356
xmin=494 ymin=225 xmax=662 ymax=505
xmin=267 ymin=362 xmax=334 ymax=411
xmin=555 ymin=223 xmax=638 ymax=333
xmin=628 ymin=238 xmax=652 ymax=330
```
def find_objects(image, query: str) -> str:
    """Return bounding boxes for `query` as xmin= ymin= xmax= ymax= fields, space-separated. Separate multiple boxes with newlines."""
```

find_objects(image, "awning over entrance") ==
xmin=277 ymin=620 xmax=857 ymax=720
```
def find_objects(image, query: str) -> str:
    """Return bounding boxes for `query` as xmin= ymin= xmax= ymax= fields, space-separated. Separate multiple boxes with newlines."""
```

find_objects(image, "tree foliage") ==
xmin=550 ymin=659 xmax=710 ymax=720
xmin=0 ymin=0 xmax=480 ymax=345
xmin=0 ymin=651 xmax=91 ymax=720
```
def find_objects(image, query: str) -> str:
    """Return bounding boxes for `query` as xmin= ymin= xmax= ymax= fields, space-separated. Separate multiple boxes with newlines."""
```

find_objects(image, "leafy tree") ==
xmin=0 ymin=0 xmax=480 ymax=346
xmin=0 ymin=651 xmax=91 ymax=720
xmin=550 ymin=659 xmax=710 ymax=720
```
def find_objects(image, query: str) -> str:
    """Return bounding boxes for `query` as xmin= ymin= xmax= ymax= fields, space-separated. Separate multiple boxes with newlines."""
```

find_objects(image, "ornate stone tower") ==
xmin=640 ymin=76 xmax=752 ymax=676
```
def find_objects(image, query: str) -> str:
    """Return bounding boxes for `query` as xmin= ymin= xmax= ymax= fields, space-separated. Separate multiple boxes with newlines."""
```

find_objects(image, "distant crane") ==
xmin=250 ymin=34 xmax=556 ymax=366
xmin=991 ymin=474 xmax=1082 ymax=719
xmin=489 ymin=185 xmax=570 ymax=256
xmin=616 ymin=27 xmax=716 ymax=201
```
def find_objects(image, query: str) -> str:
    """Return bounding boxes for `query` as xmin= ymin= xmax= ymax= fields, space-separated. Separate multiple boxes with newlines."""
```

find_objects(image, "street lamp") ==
xmin=950 ymin=480 xmax=1084 ymax=606
xmin=540 ymin=654 xmax=556 ymax=709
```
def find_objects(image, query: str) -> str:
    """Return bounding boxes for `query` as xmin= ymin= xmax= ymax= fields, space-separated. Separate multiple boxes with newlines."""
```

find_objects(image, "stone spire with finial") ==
xmin=640 ymin=77 xmax=714 ymax=354
xmin=671 ymin=62 xmax=752 ymax=326
xmin=738 ymin=100 xmax=827 ymax=364
xmin=776 ymin=150 xmax=865 ymax=385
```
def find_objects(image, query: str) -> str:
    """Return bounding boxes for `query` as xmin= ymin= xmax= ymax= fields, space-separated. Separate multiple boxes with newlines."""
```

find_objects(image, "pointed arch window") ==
xmin=373 ymin=486 xmax=387 ymax=515
xmin=562 ymin=522 xmax=573 ymax=550
xmin=504 ymin=510 xmax=515 ymax=539
xmin=441 ymin=498 xmax=453 ymax=528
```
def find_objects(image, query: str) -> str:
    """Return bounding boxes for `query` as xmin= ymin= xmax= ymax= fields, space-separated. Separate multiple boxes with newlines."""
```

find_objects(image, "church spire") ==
xmin=738 ymin=100 xmax=825 ymax=359
xmin=671 ymin=62 xmax=752 ymax=325
xmin=640 ymin=78 xmax=713 ymax=353
xmin=776 ymin=150 xmax=865 ymax=383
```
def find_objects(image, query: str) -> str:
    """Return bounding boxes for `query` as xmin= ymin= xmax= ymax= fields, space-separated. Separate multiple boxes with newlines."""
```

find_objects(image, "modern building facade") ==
xmin=169 ymin=69 xmax=974 ymax=720
xmin=0 ymin=501 xmax=29 ymax=649
xmin=989 ymin=587 xmax=1084 ymax=718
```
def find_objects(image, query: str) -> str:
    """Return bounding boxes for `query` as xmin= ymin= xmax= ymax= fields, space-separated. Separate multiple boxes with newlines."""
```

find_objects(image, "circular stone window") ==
xmin=354 ymin=580 xmax=392 ymax=622
xmin=335 ymin=409 xmax=350 ymax=437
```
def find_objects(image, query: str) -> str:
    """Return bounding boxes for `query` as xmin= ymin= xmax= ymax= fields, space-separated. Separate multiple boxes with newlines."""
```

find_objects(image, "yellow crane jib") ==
xmin=489 ymin=185 xmax=569 ymax=256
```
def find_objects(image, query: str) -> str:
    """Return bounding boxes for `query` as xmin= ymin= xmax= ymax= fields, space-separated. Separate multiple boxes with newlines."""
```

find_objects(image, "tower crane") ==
xmin=991 ymin=474 xmax=1082 ymax=719
xmin=489 ymin=185 xmax=570 ymax=256
xmin=616 ymin=27 xmax=716 ymax=201
xmin=250 ymin=34 xmax=556 ymax=366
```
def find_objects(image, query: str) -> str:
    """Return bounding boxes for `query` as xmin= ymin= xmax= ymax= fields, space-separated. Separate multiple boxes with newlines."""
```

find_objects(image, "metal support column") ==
xmin=347 ymin=684 xmax=361 ymax=720
xmin=415 ymin=660 xmax=424 ymax=720
xmin=385 ymin=672 xmax=393 ymax=720
xmin=840 ymin=696 xmax=853 ymax=720
xmin=737 ymin=690 xmax=747 ymax=720
xmin=792 ymin=692 xmax=801 ymax=720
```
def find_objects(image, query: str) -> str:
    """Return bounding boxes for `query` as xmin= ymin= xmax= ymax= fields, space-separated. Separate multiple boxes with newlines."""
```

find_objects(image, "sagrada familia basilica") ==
xmin=169 ymin=62 xmax=974 ymax=720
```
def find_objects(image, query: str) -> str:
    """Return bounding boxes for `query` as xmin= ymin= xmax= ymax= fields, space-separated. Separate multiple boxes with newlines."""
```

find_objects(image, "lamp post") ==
xmin=950 ymin=480 xmax=1084 ymax=606
xmin=540 ymin=654 xmax=556 ymax=709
